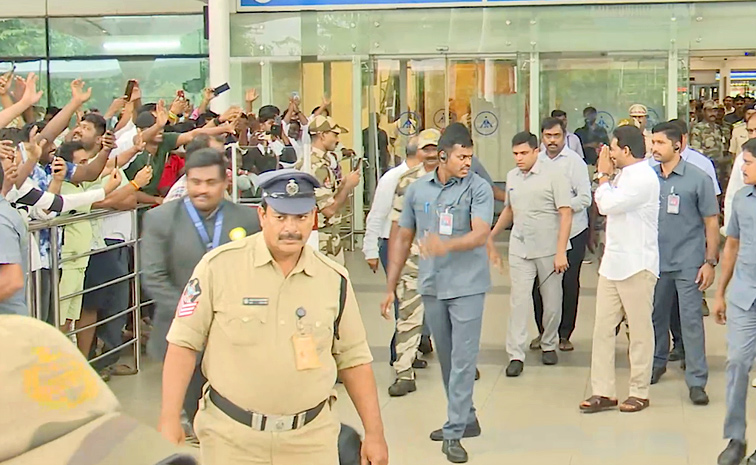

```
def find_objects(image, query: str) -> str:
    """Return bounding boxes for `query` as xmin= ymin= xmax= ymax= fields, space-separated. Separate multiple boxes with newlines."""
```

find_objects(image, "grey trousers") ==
xmin=422 ymin=293 xmax=485 ymax=440
xmin=652 ymin=267 xmax=708 ymax=388
xmin=724 ymin=298 xmax=756 ymax=442
xmin=507 ymin=254 xmax=563 ymax=362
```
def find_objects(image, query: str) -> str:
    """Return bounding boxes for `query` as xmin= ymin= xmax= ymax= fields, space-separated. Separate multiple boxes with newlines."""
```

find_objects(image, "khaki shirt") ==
xmin=166 ymin=233 xmax=372 ymax=415
xmin=506 ymin=159 xmax=572 ymax=260
xmin=730 ymin=121 xmax=749 ymax=155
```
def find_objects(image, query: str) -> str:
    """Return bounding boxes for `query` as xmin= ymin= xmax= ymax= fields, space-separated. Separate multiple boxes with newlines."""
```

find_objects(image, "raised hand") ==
xmin=71 ymin=78 xmax=93 ymax=104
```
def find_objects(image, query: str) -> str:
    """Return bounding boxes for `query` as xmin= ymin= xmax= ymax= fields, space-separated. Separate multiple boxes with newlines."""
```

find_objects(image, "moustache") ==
xmin=278 ymin=233 xmax=303 ymax=241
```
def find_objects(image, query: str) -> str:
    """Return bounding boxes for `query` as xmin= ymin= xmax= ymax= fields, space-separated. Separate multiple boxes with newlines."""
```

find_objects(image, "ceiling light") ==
xmin=102 ymin=39 xmax=181 ymax=53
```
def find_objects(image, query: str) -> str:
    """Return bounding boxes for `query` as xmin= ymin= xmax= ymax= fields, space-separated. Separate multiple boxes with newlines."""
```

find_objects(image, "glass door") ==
xmin=540 ymin=53 xmax=669 ymax=137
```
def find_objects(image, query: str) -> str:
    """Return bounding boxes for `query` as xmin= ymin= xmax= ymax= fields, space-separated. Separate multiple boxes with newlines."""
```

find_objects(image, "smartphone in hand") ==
xmin=124 ymin=80 xmax=137 ymax=99
xmin=213 ymin=83 xmax=230 ymax=96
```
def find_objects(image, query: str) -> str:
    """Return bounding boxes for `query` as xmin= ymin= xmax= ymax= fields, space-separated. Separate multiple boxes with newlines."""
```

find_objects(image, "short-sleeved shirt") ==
xmin=166 ymin=233 xmax=372 ymax=415
xmin=398 ymin=170 xmax=494 ymax=300
xmin=59 ymin=181 xmax=100 ymax=270
xmin=653 ymin=158 xmax=719 ymax=272
xmin=0 ymin=196 xmax=28 ymax=315
xmin=506 ymin=160 xmax=572 ymax=260
xmin=538 ymin=148 xmax=592 ymax=239
xmin=726 ymin=186 xmax=756 ymax=310
xmin=123 ymin=132 xmax=180 ymax=196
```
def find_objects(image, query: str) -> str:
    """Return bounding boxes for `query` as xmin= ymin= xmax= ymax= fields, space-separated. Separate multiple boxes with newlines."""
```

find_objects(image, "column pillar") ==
xmin=208 ymin=0 xmax=231 ymax=112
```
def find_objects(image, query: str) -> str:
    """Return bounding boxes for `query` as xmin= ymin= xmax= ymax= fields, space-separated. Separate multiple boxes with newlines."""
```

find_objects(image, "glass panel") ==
xmin=0 ymin=60 xmax=48 ymax=122
xmin=0 ymin=18 xmax=47 ymax=57
xmin=448 ymin=57 xmax=523 ymax=181
xmin=47 ymin=58 xmax=208 ymax=111
xmin=48 ymin=15 xmax=208 ymax=57
xmin=271 ymin=61 xmax=302 ymax=111
xmin=540 ymin=54 xmax=668 ymax=142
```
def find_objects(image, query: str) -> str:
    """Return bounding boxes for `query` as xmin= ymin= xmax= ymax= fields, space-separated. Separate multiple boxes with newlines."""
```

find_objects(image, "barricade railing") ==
xmin=26 ymin=206 xmax=150 ymax=372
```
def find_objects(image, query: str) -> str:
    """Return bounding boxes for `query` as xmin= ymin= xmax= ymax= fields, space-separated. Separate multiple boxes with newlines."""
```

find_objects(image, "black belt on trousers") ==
xmin=208 ymin=386 xmax=327 ymax=432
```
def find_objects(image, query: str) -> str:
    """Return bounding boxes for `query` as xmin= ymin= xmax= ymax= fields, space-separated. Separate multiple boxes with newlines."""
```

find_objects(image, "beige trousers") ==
xmin=195 ymin=395 xmax=340 ymax=465
xmin=590 ymin=270 xmax=657 ymax=400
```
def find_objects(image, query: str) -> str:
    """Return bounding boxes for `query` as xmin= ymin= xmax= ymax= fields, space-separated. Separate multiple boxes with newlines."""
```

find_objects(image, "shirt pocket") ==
xmin=214 ymin=306 xmax=267 ymax=346
xmin=451 ymin=193 xmax=473 ymax=232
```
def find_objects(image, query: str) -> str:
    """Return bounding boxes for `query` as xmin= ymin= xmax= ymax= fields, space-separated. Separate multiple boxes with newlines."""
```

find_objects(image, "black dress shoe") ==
xmin=412 ymin=358 xmax=428 ymax=369
xmin=542 ymin=350 xmax=558 ymax=365
xmin=430 ymin=420 xmax=481 ymax=441
xmin=668 ymin=346 xmax=685 ymax=362
xmin=689 ymin=387 xmax=710 ymax=405
xmin=718 ymin=440 xmax=746 ymax=465
xmin=650 ymin=366 xmax=666 ymax=385
xmin=442 ymin=439 xmax=468 ymax=463
xmin=418 ymin=336 xmax=433 ymax=355
xmin=506 ymin=360 xmax=524 ymax=377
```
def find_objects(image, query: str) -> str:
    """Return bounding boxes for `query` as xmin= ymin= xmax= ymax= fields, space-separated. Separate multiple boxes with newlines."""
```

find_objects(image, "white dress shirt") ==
xmin=649 ymin=146 xmax=721 ymax=195
xmin=362 ymin=161 xmax=410 ymax=260
xmin=595 ymin=160 xmax=660 ymax=281
xmin=538 ymin=147 xmax=592 ymax=239
xmin=724 ymin=151 xmax=746 ymax=233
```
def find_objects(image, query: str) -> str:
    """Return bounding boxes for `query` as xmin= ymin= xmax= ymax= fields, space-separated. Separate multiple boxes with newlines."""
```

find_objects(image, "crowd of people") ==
xmin=1 ymin=65 xmax=756 ymax=465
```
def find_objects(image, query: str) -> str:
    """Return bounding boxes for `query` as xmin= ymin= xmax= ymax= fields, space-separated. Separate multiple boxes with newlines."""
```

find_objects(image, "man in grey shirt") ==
xmin=0 ymin=166 xmax=28 ymax=316
xmin=714 ymin=138 xmax=756 ymax=465
xmin=489 ymin=131 xmax=572 ymax=376
xmin=648 ymin=122 xmax=719 ymax=408
xmin=382 ymin=123 xmax=493 ymax=464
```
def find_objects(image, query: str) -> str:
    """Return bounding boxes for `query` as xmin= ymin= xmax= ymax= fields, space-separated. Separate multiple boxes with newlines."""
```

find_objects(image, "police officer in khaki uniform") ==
xmin=0 ymin=314 xmax=197 ymax=465
xmin=158 ymin=169 xmax=388 ymax=465
xmin=309 ymin=115 xmax=361 ymax=264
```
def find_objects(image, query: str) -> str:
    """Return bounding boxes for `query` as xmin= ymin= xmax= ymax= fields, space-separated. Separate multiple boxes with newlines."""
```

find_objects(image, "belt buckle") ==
xmin=264 ymin=414 xmax=293 ymax=432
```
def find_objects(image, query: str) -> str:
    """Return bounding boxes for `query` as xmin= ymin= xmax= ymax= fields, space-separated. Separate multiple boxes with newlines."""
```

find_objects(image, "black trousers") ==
xmin=534 ymin=228 xmax=589 ymax=340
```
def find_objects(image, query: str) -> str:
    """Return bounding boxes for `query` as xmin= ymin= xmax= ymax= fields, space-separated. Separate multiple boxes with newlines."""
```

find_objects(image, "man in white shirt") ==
xmin=532 ymin=117 xmax=592 ymax=352
xmin=580 ymin=125 xmax=659 ymax=414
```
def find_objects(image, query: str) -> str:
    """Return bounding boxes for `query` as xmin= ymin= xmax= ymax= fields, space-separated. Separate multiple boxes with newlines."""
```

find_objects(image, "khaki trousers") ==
xmin=590 ymin=271 xmax=657 ymax=400
xmin=195 ymin=394 xmax=340 ymax=465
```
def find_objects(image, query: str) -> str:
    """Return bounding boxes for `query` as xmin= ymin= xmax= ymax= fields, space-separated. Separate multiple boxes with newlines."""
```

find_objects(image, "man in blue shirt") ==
xmin=714 ymin=139 xmax=756 ymax=465
xmin=382 ymin=123 xmax=494 ymax=464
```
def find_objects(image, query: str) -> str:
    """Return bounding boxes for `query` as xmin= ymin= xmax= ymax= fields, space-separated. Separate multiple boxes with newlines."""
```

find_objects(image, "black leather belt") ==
xmin=208 ymin=386 xmax=327 ymax=432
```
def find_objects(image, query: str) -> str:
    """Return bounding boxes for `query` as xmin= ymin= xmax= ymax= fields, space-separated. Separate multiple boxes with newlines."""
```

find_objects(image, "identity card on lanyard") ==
xmin=184 ymin=197 xmax=224 ymax=251
xmin=667 ymin=186 xmax=680 ymax=215
xmin=439 ymin=207 xmax=453 ymax=236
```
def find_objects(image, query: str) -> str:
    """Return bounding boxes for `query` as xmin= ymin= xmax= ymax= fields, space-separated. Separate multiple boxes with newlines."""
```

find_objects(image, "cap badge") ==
xmin=286 ymin=179 xmax=299 ymax=196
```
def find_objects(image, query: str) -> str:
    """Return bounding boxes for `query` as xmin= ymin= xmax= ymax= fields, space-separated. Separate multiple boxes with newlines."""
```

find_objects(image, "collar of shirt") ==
xmin=539 ymin=145 xmax=575 ymax=162
xmin=251 ymin=233 xmax=317 ymax=277
xmin=516 ymin=158 xmax=543 ymax=179
xmin=653 ymin=157 xmax=687 ymax=178
xmin=748 ymin=186 xmax=756 ymax=197
xmin=428 ymin=168 xmax=465 ymax=187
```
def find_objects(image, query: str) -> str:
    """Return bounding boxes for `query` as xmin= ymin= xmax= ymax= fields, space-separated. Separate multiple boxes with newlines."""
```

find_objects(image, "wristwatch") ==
xmin=705 ymin=258 xmax=718 ymax=267
xmin=593 ymin=172 xmax=610 ymax=181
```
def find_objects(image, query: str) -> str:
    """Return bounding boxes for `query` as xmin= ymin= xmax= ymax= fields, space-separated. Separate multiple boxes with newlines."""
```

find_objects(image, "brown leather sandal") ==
xmin=579 ymin=396 xmax=618 ymax=413
xmin=619 ymin=397 xmax=649 ymax=413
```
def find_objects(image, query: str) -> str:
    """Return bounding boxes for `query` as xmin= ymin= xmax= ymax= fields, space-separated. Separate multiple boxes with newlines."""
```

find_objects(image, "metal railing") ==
xmin=26 ymin=207 xmax=150 ymax=372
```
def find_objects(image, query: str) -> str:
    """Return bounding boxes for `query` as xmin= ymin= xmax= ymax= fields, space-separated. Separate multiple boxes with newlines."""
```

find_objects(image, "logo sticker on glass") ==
xmin=474 ymin=111 xmax=498 ymax=137
xmin=397 ymin=111 xmax=421 ymax=136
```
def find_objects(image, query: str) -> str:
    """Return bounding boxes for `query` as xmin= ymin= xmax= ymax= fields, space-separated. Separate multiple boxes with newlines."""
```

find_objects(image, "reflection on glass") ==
xmin=0 ymin=18 xmax=47 ymax=57
xmin=48 ymin=58 xmax=209 ymax=111
xmin=48 ymin=15 xmax=207 ymax=57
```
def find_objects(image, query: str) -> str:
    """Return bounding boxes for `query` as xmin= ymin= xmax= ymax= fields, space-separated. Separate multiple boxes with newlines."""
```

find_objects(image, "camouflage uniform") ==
xmin=312 ymin=146 xmax=345 ymax=264
xmin=690 ymin=121 xmax=732 ymax=188
xmin=389 ymin=164 xmax=429 ymax=380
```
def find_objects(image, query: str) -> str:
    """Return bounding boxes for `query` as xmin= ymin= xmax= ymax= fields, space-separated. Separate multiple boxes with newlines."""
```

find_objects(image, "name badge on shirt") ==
xmin=667 ymin=193 xmax=680 ymax=215
xmin=243 ymin=298 xmax=269 ymax=306
xmin=439 ymin=212 xmax=453 ymax=236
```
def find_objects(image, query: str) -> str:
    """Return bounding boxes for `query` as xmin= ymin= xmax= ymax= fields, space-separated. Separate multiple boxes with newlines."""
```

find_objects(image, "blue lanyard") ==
xmin=184 ymin=197 xmax=224 ymax=251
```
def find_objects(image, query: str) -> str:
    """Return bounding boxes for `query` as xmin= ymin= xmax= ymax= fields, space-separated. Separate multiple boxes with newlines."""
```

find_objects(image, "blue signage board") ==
xmin=239 ymin=0 xmax=725 ymax=12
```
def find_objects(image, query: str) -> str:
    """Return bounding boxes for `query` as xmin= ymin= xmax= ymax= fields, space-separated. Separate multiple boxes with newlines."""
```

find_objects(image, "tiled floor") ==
xmin=110 ymin=246 xmax=750 ymax=465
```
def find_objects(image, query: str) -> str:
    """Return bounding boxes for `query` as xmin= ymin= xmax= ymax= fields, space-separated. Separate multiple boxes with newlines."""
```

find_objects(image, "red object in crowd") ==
xmin=157 ymin=153 xmax=185 ymax=195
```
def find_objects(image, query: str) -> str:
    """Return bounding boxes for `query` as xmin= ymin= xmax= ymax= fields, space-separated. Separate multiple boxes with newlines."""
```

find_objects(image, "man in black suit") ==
xmin=141 ymin=148 xmax=260 ymax=443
